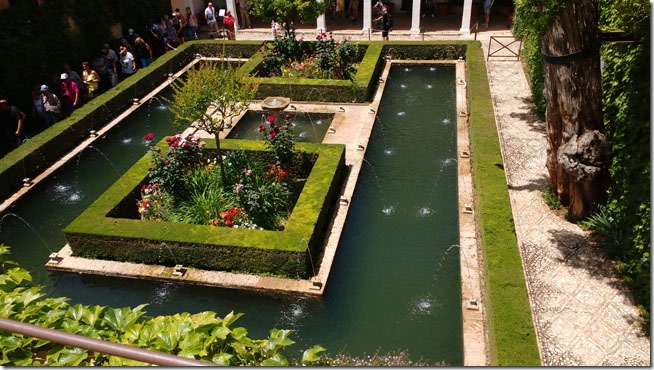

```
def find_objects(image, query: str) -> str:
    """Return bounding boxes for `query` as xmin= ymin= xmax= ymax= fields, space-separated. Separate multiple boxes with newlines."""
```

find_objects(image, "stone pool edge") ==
xmin=44 ymin=60 xmax=488 ymax=365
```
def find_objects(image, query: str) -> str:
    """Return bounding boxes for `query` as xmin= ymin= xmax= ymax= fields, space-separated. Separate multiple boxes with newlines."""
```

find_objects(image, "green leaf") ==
xmin=81 ymin=304 xmax=105 ymax=327
xmin=261 ymin=353 xmax=290 ymax=366
xmin=301 ymin=344 xmax=326 ymax=365
xmin=211 ymin=352 xmax=233 ymax=366
xmin=46 ymin=346 xmax=88 ymax=366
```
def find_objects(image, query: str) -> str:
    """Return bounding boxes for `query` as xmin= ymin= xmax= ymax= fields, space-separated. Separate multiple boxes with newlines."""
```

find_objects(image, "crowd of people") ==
xmin=0 ymin=7 xmax=203 ymax=157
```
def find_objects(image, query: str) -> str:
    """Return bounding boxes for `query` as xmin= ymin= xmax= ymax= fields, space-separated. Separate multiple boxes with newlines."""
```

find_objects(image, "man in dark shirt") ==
xmin=0 ymin=99 xmax=27 ymax=156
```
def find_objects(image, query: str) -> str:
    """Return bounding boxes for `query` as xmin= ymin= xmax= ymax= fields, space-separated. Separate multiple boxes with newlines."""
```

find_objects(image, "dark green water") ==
xmin=0 ymin=65 xmax=462 ymax=364
xmin=227 ymin=110 xmax=333 ymax=142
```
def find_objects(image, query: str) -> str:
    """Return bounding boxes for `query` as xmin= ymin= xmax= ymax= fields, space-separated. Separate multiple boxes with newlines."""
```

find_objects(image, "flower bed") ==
xmin=64 ymin=137 xmax=346 ymax=278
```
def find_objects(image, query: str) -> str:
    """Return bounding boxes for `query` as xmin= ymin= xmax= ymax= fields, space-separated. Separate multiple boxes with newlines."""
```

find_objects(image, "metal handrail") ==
xmin=0 ymin=317 xmax=214 ymax=366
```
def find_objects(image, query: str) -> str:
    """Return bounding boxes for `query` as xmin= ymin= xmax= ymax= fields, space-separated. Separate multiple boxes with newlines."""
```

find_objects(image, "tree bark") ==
xmin=542 ymin=0 xmax=610 ymax=218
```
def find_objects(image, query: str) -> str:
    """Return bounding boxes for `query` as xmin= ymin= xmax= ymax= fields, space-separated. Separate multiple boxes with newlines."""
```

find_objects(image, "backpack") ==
xmin=385 ymin=13 xmax=393 ymax=29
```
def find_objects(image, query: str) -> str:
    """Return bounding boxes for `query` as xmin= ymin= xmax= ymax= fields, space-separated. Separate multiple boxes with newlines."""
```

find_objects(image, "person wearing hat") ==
xmin=40 ymin=85 xmax=62 ymax=128
xmin=0 ymin=98 xmax=27 ymax=155
xmin=60 ymin=73 xmax=80 ymax=117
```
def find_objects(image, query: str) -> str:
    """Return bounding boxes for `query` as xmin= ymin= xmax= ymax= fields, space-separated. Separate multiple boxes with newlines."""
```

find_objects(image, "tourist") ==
xmin=103 ymin=43 xmax=119 ymax=87
xmin=146 ymin=18 xmax=164 ymax=58
xmin=81 ymin=62 xmax=101 ymax=99
xmin=60 ymin=73 xmax=80 ymax=116
xmin=373 ymin=0 xmax=385 ymax=29
xmin=39 ymin=85 xmax=62 ymax=127
xmin=171 ymin=9 xmax=183 ymax=44
xmin=126 ymin=28 xmax=139 ymax=50
xmin=91 ymin=51 xmax=110 ymax=93
xmin=483 ymin=0 xmax=494 ymax=28
xmin=236 ymin=0 xmax=251 ymax=29
xmin=185 ymin=7 xmax=198 ymax=40
xmin=176 ymin=8 xmax=187 ymax=43
xmin=31 ymin=86 xmax=45 ymax=128
xmin=373 ymin=6 xmax=391 ymax=40
xmin=118 ymin=45 xmax=136 ymax=79
xmin=63 ymin=63 xmax=86 ymax=103
xmin=134 ymin=37 xmax=153 ymax=68
xmin=223 ymin=10 xmax=236 ymax=40
xmin=0 ymin=98 xmax=27 ymax=153
xmin=205 ymin=2 xmax=219 ymax=35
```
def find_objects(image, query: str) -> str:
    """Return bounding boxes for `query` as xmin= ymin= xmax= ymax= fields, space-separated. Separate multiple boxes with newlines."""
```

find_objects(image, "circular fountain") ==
xmin=261 ymin=96 xmax=290 ymax=123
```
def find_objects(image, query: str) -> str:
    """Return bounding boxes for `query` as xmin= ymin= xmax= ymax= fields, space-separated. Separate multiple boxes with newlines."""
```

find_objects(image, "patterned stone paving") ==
xmin=481 ymin=33 xmax=650 ymax=366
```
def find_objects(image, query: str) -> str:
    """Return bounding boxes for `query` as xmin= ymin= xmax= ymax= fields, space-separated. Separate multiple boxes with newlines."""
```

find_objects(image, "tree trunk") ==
xmin=542 ymin=0 xmax=610 ymax=218
xmin=214 ymin=132 xmax=227 ymax=185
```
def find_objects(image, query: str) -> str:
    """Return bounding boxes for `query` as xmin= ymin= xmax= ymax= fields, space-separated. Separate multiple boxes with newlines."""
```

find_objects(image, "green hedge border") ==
xmin=465 ymin=42 xmax=540 ymax=365
xmin=1 ymin=39 xmax=540 ymax=364
xmin=64 ymin=139 xmax=346 ymax=278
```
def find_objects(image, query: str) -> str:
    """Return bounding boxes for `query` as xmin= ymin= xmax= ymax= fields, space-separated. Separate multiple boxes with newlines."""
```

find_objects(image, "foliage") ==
xmin=596 ymin=0 xmax=650 ymax=331
xmin=259 ymin=28 xmax=361 ymax=80
xmin=168 ymin=60 xmax=259 ymax=183
xmin=260 ymin=114 xmax=296 ymax=167
xmin=313 ymin=349 xmax=438 ymax=366
xmin=512 ymin=0 xmax=572 ymax=118
xmin=139 ymin=134 xmax=294 ymax=230
xmin=0 ymin=244 xmax=326 ymax=366
xmin=248 ymin=0 xmax=330 ymax=27
xmin=542 ymin=186 xmax=562 ymax=210
xmin=515 ymin=0 xmax=650 ymax=331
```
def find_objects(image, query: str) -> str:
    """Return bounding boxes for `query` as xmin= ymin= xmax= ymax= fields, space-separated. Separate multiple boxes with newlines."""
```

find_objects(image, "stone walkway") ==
xmin=478 ymin=32 xmax=650 ymax=366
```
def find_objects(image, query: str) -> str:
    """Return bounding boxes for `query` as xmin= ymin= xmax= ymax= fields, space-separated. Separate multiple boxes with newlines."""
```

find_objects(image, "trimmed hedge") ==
xmin=0 ymin=40 xmax=470 ymax=200
xmin=64 ymin=139 xmax=346 ymax=278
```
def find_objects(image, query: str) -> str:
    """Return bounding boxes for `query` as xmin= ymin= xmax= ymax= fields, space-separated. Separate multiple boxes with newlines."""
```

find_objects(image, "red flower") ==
xmin=284 ymin=114 xmax=291 ymax=120
xmin=269 ymin=130 xmax=277 ymax=138
xmin=259 ymin=124 xmax=265 ymax=132
xmin=274 ymin=126 xmax=280 ymax=133
xmin=143 ymin=133 xmax=155 ymax=141
xmin=267 ymin=115 xmax=275 ymax=123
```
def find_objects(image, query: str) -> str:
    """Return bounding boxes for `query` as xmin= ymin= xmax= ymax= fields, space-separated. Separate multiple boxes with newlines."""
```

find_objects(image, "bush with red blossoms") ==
xmin=146 ymin=133 xmax=206 ymax=199
xmin=261 ymin=114 xmax=295 ymax=168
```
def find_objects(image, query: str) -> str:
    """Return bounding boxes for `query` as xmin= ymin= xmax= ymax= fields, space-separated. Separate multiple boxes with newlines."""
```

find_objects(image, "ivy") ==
xmin=514 ymin=0 xmax=650 ymax=330
xmin=0 ymin=244 xmax=326 ymax=366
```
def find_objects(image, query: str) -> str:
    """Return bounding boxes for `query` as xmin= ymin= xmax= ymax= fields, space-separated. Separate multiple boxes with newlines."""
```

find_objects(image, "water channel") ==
xmin=0 ymin=64 xmax=461 ymax=364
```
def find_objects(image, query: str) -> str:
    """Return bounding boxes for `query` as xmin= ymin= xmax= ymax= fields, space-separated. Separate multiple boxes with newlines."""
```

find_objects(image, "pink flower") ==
xmin=267 ymin=115 xmax=275 ymax=123
xmin=259 ymin=124 xmax=265 ymax=132
xmin=284 ymin=114 xmax=291 ymax=120
xmin=143 ymin=133 xmax=154 ymax=141
xmin=164 ymin=159 xmax=170 ymax=165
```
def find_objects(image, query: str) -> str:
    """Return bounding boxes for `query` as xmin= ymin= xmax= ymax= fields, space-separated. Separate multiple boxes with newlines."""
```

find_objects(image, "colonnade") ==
xmin=220 ymin=0 xmax=475 ymax=35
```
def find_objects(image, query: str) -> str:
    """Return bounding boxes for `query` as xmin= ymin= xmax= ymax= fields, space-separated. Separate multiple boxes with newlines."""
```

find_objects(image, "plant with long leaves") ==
xmin=167 ymin=59 xmax=259 ymax=184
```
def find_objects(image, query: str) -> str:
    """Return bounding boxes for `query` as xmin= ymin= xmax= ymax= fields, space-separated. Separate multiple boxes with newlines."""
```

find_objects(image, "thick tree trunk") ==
xmin=542 ymin=0 xmax=610 ymax=218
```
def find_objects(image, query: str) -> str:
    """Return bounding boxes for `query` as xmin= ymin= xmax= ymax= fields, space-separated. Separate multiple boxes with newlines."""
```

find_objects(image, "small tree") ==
xmin=248 ymin=0 xmax=330 ymax=29
xmin=168 ymin=60 xmax=259 ymax=184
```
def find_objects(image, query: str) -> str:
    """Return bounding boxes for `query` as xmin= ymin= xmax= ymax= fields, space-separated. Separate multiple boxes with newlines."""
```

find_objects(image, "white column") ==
xmin=317 ymin=14 xmax=326 ymax=34
xmin=459 ymin=0 xmax=472 ymax=35
xmin=410 ymin=0 xmax=421 ymax=34
xmin=362 ymin=0 xmax=372 ymax=34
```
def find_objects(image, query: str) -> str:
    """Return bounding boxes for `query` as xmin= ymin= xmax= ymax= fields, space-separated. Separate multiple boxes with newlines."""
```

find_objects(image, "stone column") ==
xmin=362 ymin=0 xmax=372 ymax=34
xmin=317 ymin=14 xmax=326 ymax=34
xmin=411 ymin=0 xmax=421 ymax=34
xmin=459 ymin=0 xmax=472 ymax=35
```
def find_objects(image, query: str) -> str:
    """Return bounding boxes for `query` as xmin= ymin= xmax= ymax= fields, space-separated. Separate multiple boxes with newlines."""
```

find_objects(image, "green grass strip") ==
xmin=466 ymin=42 xmax=541 ymax=366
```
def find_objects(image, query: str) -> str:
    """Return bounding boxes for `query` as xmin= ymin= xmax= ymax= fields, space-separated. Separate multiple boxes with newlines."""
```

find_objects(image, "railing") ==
xmin=0 ymin=317 xmax=214 ymax=366
xmin=471 ymin=21 xmax=479 ymax=41
xmin=487 ymin=35 xmax=523 ymax=61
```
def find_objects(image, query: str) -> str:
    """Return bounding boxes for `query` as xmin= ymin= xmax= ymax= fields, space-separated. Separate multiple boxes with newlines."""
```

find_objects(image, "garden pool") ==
xmin=227 ymin=110 xmax=333 ymax=143
xmin=0 ymin=64 xmax=462 ymax=364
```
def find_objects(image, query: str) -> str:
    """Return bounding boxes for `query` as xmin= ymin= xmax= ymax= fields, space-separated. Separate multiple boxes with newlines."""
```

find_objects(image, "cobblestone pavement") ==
xmin=479 ymin=32 xmax=651 ymax=366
